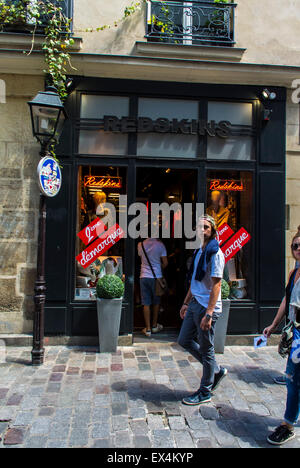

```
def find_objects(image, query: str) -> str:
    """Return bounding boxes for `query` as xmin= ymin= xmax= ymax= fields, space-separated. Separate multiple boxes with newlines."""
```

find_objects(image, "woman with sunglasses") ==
xmin=263 ymin=226 xmax=300 ymax=445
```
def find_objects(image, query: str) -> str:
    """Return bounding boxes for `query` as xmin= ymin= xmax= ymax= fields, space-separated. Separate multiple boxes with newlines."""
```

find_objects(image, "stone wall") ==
xmin=73 ymin=0 xmax=145 ymax=56
xmin=0 ymin=74 xmax=43 ymax=333
xmin=236 ymin=0 xmax=300 ymax=66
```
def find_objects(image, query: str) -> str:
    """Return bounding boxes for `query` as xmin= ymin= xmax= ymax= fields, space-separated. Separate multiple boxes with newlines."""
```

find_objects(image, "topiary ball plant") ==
xmin=221 ymin=278 xmax=230 ymax=300
xmin=96 ymin=274 xmax=124 ymax=299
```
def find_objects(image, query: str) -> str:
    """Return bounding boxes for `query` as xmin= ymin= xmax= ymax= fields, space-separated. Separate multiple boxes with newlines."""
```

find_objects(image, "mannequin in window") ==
xmin=207 ymin=190 xmax=231 ymax=228
xmin=91 ymin=191 xmax=114 ymax=229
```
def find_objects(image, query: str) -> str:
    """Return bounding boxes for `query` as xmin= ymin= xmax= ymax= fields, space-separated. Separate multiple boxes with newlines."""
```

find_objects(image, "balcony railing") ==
xmin=146 ymin=0 xmax=236 ymax=46
xmin=2 ymin=0 xmax=73 ymax=33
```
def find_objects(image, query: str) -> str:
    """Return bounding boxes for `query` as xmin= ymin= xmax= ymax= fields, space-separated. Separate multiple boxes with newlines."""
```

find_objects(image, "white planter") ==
xmin=214 ymin=299 xmax=230 ymax=354
xmin=96 ymin=297 xmax=122 ymax=353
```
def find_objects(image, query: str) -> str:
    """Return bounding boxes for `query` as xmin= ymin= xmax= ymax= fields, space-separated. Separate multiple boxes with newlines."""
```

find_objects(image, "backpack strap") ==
xmin=141 ymin=241 xmax=157 ymax=279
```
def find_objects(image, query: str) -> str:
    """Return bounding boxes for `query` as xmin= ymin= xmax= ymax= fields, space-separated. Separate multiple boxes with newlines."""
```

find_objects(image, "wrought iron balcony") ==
xmin=2 ymin=0 xmax=73 ymax=33
xmin=146 ymin=0 xmax=236 ymax=46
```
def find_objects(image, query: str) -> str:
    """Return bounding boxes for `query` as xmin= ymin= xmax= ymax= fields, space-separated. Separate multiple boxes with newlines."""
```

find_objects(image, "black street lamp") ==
xmin=28 ymin=86 xmax=67 ymax=365
xmin=28 ymin=86 xmax=67 ymax=152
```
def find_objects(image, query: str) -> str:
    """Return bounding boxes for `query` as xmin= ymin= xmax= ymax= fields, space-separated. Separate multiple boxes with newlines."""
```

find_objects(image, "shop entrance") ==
xmin=134 ymin=166 xmax=198 ymax=332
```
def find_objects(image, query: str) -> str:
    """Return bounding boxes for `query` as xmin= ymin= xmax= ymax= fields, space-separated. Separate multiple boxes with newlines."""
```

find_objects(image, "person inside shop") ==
xmin=177 ymin=214 xmax=227 ymax=405
xmin=264 ymin=225 xmax=300 ymax=445
xmin=137 ymin=227 xmax=168 ymax=337
xmin=207 ymin=190 xmax=231 ymax=228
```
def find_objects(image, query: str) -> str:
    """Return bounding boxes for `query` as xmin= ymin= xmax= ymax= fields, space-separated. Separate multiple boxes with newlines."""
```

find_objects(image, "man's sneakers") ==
xmin=212 ymin=367 xmax=228 ymax=392
xmin=273 ymin=375 xmax=286 ymax=385
xmin=152 ymin=323 xmax=163 ymax=333
xmin=182 ymin=391 xmax=211 ymax=406
xmin=267 ymin=425 xmax=295 ymax=445
xmin=142 ymin=323 xmax=163 ymax=337
xmin=182 ymin=367 xmax=228 ymax=406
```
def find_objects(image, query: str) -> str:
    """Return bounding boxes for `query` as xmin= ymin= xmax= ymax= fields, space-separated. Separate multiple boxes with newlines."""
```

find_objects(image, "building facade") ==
xmin=0 ymin=0 xmax=300 ymax=341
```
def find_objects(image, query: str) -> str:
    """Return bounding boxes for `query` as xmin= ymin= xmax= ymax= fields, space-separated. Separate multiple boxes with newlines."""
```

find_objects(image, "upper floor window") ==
xmin=146 ymin=0 xmax=236 ymax=46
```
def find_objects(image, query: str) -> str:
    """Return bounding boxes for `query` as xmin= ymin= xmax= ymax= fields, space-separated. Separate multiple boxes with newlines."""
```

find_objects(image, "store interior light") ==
xmin=64 ymin=76 xmax=83 ymax=95
xmin=261 ymin=88 xmax=277 ymax=100
xmin=65 ymin=78 xmax=74 ymax=89
xmin=168 ymin=192 xmax=179 ymax=199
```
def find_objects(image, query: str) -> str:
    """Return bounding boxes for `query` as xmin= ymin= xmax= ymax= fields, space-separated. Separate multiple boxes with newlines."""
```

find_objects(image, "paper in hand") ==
xmin=254 ymin=335 xmax=267 ymax=349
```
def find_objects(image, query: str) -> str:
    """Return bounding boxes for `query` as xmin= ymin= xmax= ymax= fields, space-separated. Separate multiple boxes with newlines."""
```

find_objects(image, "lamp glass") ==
xmin=31 ymin=105 xmax=60 ymax=144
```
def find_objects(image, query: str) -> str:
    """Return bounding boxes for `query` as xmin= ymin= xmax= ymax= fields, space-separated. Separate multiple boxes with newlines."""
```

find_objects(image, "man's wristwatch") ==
xmin=205 ymin=313 xmax=212 ymax=321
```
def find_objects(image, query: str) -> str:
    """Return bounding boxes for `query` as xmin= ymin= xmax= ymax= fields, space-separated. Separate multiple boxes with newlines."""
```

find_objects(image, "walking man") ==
xmin=178 ymin=214 xmax=227 ymax=405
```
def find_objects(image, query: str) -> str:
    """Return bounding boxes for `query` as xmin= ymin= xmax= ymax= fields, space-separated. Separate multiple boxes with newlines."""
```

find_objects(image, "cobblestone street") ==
xmin=0 ymin=341 xmax=299 ymax=448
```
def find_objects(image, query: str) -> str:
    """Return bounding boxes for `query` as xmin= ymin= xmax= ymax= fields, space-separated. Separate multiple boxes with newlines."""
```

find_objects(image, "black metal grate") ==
xmin=146 ymin=0 xmax=236 ymax=46
xmin=2 ymin=0 xmax=73 ymax=33
xmin=50 ymin=0 xmax=73 ymax=21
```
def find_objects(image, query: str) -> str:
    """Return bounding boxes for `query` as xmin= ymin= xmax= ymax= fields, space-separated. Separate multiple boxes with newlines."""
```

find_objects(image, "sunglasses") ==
xmin=292 ymin=243 xmax=300 ymax=251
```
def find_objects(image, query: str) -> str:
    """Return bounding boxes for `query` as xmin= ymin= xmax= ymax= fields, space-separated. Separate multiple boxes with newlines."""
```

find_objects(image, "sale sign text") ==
xmin=76 ymin=224 xmax=124 ymax=268
xmin=220 ymin=228 xmax=251 ymax=264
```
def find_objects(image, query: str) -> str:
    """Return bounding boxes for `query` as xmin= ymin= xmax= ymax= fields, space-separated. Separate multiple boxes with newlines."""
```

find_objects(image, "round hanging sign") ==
xmin=37 ymin=156 xmax=62 ymax=197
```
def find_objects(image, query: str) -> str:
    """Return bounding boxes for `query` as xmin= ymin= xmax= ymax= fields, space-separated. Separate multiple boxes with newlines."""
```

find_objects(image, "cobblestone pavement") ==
xmin=0 ymin=341 xmax=299 ymax=448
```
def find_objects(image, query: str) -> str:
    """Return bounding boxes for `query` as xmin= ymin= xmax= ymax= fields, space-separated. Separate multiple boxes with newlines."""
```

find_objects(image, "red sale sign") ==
xmin=221 ymin=227 xmax=251 ymax=264
xmin=77 ymin=217 xmax=106 ymax=246
xmin=76 ymin=224 xmax=124 ymax=269
xmin=217 ymin=223 xmax=234 ymax=246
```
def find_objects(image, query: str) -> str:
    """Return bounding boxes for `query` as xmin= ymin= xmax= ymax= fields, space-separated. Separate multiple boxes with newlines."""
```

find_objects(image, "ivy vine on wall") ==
xmin=0 ymin=0 xmax=146 ymax=100
xmin=0 ymin=0 xmax=75 ymax=100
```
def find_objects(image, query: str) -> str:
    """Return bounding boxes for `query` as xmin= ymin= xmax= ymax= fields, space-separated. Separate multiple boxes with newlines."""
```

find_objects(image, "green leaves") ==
xmin=124 ymin=1 xmax=143 ymax=18
xmin=221 ymin=279 xmax=230 ymax=300
xmin=0 ymin=0 xmax=74 ymax=161
xmin=96 ymin=275 xmax=125 ymax=299
xmin=0 ymin=0 xmax=72 ymax=101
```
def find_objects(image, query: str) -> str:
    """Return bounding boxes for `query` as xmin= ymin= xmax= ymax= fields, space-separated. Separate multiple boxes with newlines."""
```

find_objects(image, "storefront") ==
xmin=44 ymin=77 xmax=286 ymax=339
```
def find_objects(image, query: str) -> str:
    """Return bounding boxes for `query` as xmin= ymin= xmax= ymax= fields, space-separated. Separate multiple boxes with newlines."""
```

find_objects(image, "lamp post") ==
xmin=28 ymin=86 xmax=67 ymax=365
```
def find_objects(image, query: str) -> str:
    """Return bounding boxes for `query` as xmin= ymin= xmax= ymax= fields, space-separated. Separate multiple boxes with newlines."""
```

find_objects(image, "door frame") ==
xmin=132 ymin=159 xmax=205 ymax=332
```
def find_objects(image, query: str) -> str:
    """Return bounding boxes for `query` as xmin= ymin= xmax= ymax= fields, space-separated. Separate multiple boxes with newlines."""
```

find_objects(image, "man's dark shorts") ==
xmin=140 ymin=278 xmax=161 ymax=306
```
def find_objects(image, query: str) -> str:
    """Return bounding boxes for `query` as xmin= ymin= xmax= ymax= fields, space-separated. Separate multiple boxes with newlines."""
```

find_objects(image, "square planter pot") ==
xmin=214 ymin=299 xmax=230 ymax=354
xmin=96 ymin=297 xmax=122 ymax=353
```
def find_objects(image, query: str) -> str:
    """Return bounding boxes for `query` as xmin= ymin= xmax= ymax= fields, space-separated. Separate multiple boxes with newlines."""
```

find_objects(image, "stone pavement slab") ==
xmin=0 ymin=342 xmax=299 ymax=448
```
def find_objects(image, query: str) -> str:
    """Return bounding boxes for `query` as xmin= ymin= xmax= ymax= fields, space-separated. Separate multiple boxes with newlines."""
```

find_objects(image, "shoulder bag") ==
xmin=141 ymin=242 xmax=168 ymax=297
xmin=278 ymin=321 xmax=294 ymax=358
xmin=278 ymin=268 xmax=299 ymax=358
